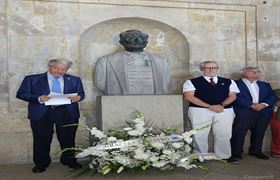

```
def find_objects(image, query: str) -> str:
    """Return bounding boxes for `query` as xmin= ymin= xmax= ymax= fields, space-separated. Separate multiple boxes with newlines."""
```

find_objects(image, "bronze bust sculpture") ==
xmin=94 ymin=30 xmax=170 ymax=95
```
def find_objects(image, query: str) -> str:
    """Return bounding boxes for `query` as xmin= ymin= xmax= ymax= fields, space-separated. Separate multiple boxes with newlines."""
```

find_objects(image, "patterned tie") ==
xmin=210 ymin=78 xmax=216 ymax=86
xmin=52 ymin=77 xmax=61 ymax=93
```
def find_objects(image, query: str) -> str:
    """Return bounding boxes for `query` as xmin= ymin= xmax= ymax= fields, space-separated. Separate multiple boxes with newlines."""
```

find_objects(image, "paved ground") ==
xmin=0 ymin=154 xmax=279 ymax=180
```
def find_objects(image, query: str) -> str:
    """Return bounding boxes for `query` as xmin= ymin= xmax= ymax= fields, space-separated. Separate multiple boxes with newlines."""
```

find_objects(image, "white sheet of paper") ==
xmin=45 ymin=93 xmax=78 ymax=106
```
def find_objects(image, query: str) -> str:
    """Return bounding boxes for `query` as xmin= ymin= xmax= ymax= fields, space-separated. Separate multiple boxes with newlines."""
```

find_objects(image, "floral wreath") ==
xmin=68 ymin=111 xmax=218 ymax=175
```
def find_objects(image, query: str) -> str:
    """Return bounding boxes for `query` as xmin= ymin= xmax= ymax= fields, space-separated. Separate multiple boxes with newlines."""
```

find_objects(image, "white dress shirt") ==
xmin=183 ymin=76 xmax=240 ymax=93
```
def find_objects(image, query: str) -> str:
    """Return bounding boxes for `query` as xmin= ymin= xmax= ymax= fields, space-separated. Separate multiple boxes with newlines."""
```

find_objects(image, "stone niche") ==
xmin=79 ymin=17 xmax=189 ymax=126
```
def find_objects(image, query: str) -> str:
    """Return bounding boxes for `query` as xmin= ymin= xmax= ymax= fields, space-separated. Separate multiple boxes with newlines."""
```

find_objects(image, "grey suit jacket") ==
xmin=94 ymin=51 xmax=169 ymax=95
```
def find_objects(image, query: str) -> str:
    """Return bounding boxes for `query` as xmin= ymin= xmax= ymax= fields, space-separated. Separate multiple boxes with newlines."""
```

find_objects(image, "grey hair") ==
xmin=240 ymin=67 xmax=261 ymax=74
xmin=199 ymin=61 xmax=219 ymax=71
xmin=47 ymin=58 xmax=73 ymax=68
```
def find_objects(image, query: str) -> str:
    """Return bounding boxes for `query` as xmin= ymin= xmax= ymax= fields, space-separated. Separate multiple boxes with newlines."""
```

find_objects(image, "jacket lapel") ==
xmin=257 ymin=81 xmax=263 ymax=101
xmin=239 ymin=79 xmax=253 ymax=100
xmin=108 ymin=52 xmax=129 ymax=94
xmin=63 ymin=74 xmax=71 ymax=94
xmin=39 ymin=72 xmax=50 ymax=94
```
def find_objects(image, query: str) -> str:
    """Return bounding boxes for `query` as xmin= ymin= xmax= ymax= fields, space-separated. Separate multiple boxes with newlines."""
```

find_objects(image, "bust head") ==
xmin=119 ymin=30 xmax=149 ymax=52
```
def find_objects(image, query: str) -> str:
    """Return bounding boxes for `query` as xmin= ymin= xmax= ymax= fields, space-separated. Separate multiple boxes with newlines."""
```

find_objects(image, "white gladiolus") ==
xmin=162 ymin=150 xmax=172 ymax=155
xmin=184 ymin=144 xmax=191 ymax=153
xmin=172 ymin=142 xmax=183 ymax=149
xmin=150 ymin=156 xmax=160 ymax=162
xmin=152 ymin=161 xmax=168 ymax=168
xmin=134 ymin=149 xmax=150 ymax=160
xmin=182 ymin=130 xmax=197 ymax=144
xmin=184 ymin=136 xmax=193 ymax=144
xmin=135 ymin=124 xmax=145 ymax=130
xmin=107 ymin=136 xmax=117 ymax=142
xmin=134 ymin=118 xmax=144 ymax=124
xmin=151 ymin=142 xmax=165 ymax=149
xmin=127 ymin=129 xmax=145 ymax=136
xmin=114 ymin=155 xmax=132 ymax=166
xmin=90 ymin=127 xmax=107 ymax=139
xmin=76 ymin=147 xmax=108 ymax=158
xmin=123 ymin=127 xmax=133 ymax=131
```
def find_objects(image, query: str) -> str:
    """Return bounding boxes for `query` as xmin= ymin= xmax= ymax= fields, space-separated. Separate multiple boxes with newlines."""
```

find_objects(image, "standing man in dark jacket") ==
xmin=231 ymin=67 xmax=277 ymax=160
xmin=16 ymin=59 xmax=85 ymax=173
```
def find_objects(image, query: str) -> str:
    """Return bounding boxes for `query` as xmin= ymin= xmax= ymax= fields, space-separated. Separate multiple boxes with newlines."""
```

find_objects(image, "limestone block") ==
xmin=7 ymin=0 xmax=33 ymax=16
xmin=33 ymin=1 xmax=79 ymax=16
xmin=9 ymin=36 xmax=80 ymax=60
xmin=96 ymin=95 xmax=184 ymax=132
xmin=0 ymin=102 xmax=9 ymax=115
xmin=9 ymin=16 xmax=45 ymax=36
xmin=0 ymin=132 xmax=28 ymax=163
xmin=0 ymin=14 xmax=7 ymax=35
xmin=0 ymin=0 xmax=5 ymax=14
xmin=45 ymin=15 xmax=81 ymax=36
xmin=0 ymin=114 xmax=30 ymax=133
xmin=257 ymin=7 xmax=280 ymax=62
xmin=259 ymin=62 xmax=280 ymax=84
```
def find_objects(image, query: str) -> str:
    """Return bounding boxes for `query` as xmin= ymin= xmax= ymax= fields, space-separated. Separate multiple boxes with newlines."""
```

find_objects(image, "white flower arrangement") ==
xmin=74 ymin=111 xmax=215 ymax=175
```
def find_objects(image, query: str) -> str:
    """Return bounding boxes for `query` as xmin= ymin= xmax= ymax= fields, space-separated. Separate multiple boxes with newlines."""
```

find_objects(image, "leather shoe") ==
xmin=249 ymin=153 xmax=269 ymax=160
xmin=63 ymin=162 xmax=82 ymax=169
xmin=231 ymin=154 xmax=243 ymax=159
xmin=271 ymin=153 xmax=280 ymax=158
xmin=222 ymin=157 xmax=239 ymax=164
xmin=32 ymin=166 xmax=46 ymax=173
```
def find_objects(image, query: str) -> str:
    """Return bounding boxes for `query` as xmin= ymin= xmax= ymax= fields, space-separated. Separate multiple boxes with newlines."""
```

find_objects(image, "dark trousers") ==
xmin=30 ymin=106 xmax=78 ymax=168
xmin=231 ymin=111 xmax=270 ymax=155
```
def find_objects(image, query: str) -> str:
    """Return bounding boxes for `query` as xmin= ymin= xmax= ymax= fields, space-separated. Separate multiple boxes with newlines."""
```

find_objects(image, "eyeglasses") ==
xmin=50 ymin=66 xmax=68 ymax=72
xmin=203 ymin=67 xmax=219 ymax=70
xmin=249 ymin=70 xmax=262 ymax=74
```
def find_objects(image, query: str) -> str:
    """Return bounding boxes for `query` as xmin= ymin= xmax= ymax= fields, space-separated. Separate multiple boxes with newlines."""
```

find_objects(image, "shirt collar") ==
xmin=47 ymin=72 xmax=62 ymax=79
xmin=242 ymin=78 xmax=257 ymax=84
xmin=203 ymin=76 xmax=218 ymax=82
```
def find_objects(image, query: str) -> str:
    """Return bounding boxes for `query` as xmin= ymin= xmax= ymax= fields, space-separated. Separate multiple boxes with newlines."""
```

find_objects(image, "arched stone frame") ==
xmin=79 ymin=17 xmax=189 ymax=122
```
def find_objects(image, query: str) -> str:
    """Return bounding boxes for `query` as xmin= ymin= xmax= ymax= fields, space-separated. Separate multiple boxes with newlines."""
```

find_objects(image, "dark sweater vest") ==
xmin=189 ymin=76 xmax=232 ymax=108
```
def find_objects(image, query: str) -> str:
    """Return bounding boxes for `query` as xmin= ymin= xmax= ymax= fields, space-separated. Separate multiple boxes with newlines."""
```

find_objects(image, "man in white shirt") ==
xmin=183 ymin=61 xmax=239 ymax=163
xmin=231 ymin=67 xmax=277 ymax=160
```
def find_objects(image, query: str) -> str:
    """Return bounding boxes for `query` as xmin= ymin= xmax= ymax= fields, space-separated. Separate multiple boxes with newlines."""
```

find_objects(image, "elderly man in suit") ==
xmin=231 ymin=67 xmax=277 ymax=160
xmin=16 ymin=59 xmax=85 ymax=173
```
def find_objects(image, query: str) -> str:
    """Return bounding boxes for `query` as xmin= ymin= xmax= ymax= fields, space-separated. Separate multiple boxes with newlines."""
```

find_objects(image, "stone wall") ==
xmin=0 ymin=0 xmax=279 ymax=164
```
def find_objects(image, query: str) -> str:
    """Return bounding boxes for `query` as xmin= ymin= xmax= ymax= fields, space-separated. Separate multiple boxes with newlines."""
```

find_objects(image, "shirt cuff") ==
xmin=38 ymin=96 xmax=44 ymax=104
xmin=261 ymin=103 xmax=269 ymax=107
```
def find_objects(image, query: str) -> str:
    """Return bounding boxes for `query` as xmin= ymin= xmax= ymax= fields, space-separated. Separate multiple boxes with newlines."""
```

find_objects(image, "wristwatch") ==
xmin=221 ymin=102 xmax=227 ymax=107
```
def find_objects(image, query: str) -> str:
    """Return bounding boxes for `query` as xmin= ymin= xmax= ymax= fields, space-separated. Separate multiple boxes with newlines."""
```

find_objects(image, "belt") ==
xmin=50 ymin=105 xmax=66 ymax=109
